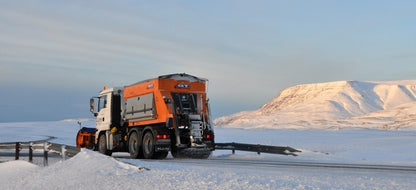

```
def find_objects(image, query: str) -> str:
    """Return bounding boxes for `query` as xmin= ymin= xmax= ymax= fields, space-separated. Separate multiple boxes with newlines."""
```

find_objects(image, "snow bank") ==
xmin=215 ymin=80 xmax=416 ymax=130
xmin=0 ymin=160 xmax=38 ymax=185
xmin=2 ymin=149 xmax=145 ymax=189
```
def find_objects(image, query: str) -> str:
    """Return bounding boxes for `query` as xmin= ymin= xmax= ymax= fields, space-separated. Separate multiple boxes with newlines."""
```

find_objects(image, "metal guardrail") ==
xmin=0 ymin=141 xmax=80 ymax=166
xmin=1 ymin=141 xmax=301 ymax=166
xmin=215 ymin=142 xmax=301 ymax=156
xmin=48 ymin=143 xmax=80 ymax=157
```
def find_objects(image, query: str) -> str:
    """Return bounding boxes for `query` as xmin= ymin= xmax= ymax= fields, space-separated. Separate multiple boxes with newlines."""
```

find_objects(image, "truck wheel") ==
xmin=172 ymin=148 xmax=211 ymax=159
xmin=128 ymin=132 xmax=142 ymax=159
xmin=153 ymin=151 xmax=168 ymax=159
xmin=171 ymin=148 xmax=182 ymax=158
xmin=98 ymin=133 xmax=112 ymax=156
xmin=142 ymin=131 xmax=155 ymax=159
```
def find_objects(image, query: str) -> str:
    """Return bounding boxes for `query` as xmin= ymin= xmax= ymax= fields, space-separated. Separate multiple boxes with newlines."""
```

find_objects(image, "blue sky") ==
xmin=1 ymin=1 xmax=415 ymax=122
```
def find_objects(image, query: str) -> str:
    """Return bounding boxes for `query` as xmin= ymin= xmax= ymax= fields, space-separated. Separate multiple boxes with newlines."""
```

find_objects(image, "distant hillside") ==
xmin=214 ymin=80 xmax=416 ymax=130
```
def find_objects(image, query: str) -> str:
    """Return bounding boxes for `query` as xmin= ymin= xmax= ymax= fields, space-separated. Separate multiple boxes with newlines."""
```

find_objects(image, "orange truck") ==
xmin=76 ymin=73 xmax=215 ymax=159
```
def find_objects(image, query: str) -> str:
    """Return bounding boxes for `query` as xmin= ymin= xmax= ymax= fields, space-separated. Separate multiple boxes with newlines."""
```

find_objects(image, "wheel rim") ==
xmin=143 ymin=132 xmax=154 ymax=158
xmin=99 ymin=135 xmax=106 ymax=153
xmin=130 ymin=139 xmax=137 ymax=153
xmin=129 ymin=133 xmax=139 ymax=157
xmin=143 ymin=134 xmax=153 ymax=154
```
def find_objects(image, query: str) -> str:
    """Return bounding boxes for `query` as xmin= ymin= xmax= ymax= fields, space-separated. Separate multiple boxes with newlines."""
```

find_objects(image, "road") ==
xmin=2 ymin=142 xmax=416 ymax=173
xmin=116 ymin=155 xmax=416 ymax=173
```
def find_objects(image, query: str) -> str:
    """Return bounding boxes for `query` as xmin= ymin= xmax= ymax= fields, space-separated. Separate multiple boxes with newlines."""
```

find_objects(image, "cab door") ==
xmin=96 ymin=92 xmax=112 ymax=132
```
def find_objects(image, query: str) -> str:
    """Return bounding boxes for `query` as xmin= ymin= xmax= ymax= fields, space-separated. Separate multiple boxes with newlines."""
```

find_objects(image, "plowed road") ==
xmin=127 ymin=157 xmax=416 ymax=173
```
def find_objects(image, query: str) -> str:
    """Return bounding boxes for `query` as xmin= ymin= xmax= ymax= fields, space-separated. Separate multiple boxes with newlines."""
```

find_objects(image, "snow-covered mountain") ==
xmin=214 ymin=80 xmax=416 ymax=130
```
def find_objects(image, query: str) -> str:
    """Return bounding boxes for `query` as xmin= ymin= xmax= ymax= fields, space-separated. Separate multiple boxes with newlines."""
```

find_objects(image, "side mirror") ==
xmin=90 ymin=98 xmax=95 ymax=114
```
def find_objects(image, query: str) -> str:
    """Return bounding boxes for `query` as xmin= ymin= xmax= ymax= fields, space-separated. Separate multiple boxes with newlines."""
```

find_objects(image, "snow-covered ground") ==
xmin=1 ymin=120 xmax=416 ymax=189
xmin=3 ymin=148 xmax=416 ymax=190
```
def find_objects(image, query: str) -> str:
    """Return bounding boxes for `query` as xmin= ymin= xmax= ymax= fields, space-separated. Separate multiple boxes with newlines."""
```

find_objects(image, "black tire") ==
xmin=171 ymin=150 xmax=179 ymax=158
xmin=171 ymin=147 xmax=183 ymax=158
xmin=128 ymin=132 xmax=142 ymax=159
xmin=142 ymin=131 xmax=155 ymax=159
xmin=196 ymin=150 xmax=212 ymax=159
xmin=98 ymin=133 xmax=112 ymax=156
xmin=153 ymin=151 xmax=169 ymax=159
xmin=172 ymin=148 xmax=211 ymax=159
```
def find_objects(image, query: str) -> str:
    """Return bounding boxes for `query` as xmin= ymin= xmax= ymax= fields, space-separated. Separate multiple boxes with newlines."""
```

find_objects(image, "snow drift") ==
xmin=215 ymin=80 xmax=416 ymax=129
xmin=2 ymin=149 xmax=146 ymax=189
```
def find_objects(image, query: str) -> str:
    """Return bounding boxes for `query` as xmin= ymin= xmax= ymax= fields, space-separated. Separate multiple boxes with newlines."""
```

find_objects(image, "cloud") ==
xmin=0 ymin=2 xmax=275 ymax=96
xmin=1 ymin=1 xmax=416 ymax=120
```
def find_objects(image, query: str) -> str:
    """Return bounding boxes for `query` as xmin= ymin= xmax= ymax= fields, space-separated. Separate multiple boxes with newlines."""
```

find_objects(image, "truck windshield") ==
xmin=172 ymin=93 xmax=197 ymax=114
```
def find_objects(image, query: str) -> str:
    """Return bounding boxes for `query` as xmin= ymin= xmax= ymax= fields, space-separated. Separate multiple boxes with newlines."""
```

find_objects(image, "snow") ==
xmin=2 ymin=149 xmax=147 ymax=189
xmin=0 ymin=119 xmax=94 ymax=144
xmin=1 ymin=120 xmax=416 ymax=189
xmin=1 ymin=148 xmax=416 ymax=190
xmin=1 ymin=149 xmax=414 ymax=190
xmin=215 ymin=128 xmax=416 ymax=164
xmin=215 ymin=80 xmax=416 ymax=130
xmin=0 ymin=160 xmax=38 ymax=185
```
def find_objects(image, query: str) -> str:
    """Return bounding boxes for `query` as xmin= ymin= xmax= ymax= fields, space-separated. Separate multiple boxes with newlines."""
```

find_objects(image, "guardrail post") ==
xmin=61 ymin=145 xmax=66 ymax=160
xmin=232 ymin=142 xmax=235 ymax=154
xmin=257 ymin=144 xmax=261 ymax=155
xmin=43 ymin=142 xmax=48 ymax=166
xmin=29 ymin=142 xmax=33 ymax=163
xmin=15 ymin=142 xmax=20 ymax=160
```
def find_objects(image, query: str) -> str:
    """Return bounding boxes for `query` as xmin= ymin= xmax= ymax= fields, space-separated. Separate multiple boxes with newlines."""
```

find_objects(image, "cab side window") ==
xmin=98 ymin=95 xmax=107 ymax=111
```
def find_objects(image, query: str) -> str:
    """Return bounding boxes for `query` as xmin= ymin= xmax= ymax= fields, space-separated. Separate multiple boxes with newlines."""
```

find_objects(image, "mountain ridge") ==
xmin=214 ymin=80 xmax=416 ymax=130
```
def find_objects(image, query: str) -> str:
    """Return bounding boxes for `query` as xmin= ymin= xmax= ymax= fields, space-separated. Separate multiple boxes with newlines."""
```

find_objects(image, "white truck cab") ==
xmin=90 ymin=87 xmax=123 ymax=154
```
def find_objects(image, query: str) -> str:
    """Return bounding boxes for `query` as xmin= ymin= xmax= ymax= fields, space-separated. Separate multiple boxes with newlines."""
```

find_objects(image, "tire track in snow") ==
xmin=134 ymin=158 xmax=416 ymax=173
